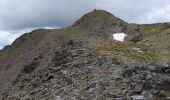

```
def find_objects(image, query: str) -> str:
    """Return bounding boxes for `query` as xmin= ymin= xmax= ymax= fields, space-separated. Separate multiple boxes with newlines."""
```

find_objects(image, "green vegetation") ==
xmin=88 ymin=40 xmax=164 ymax=64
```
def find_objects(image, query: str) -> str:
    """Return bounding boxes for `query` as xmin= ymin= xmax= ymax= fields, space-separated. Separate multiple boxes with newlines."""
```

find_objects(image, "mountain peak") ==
xmin=73 ymin=9 xmax=127 ymax=28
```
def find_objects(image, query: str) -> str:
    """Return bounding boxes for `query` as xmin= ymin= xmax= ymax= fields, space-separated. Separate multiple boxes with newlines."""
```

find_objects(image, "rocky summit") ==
xmin=0 ymin=10 xmax=170 ymax=100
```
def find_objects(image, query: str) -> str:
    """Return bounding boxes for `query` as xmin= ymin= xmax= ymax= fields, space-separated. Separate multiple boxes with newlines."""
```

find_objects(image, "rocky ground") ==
xmin=1 ymin=40 xmax=170 ymax=100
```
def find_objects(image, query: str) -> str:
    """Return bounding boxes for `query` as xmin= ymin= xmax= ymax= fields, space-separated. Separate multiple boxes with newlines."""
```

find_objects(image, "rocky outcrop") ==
xmin=121 ymin=63 xmax=170 ymax=99
xmin=1 ymin=40 xmax=170 ymax=100
xmin=1 ymin=40 xmax=122 ymax=99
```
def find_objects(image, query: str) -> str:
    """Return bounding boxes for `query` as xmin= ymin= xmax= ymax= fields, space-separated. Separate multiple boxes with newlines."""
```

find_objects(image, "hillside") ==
xmin=0 ymin=10 xmax=170 ymax=99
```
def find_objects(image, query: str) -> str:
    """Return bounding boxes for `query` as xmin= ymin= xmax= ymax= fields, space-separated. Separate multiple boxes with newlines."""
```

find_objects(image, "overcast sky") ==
xmin=1 ymin=0 xmax=170 ymax=49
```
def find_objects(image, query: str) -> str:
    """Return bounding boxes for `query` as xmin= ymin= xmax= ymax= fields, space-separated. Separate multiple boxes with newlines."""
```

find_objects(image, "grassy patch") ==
xmin=88 ymin=40 xmax=163 ymax=64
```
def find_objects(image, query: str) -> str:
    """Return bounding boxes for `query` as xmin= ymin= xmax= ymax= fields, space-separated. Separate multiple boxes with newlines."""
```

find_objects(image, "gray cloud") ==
xmin=0 ymin=0 xmax=170 ymax=31
xmin=97 ymin=0 xmax=170 ymax=24
xmin=0 ymin=0 xmax=98 ymax=31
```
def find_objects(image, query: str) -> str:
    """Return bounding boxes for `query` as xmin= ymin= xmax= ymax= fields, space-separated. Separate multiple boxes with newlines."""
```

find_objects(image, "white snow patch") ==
xmin=113 ymin=33 xmax=127 ymax=42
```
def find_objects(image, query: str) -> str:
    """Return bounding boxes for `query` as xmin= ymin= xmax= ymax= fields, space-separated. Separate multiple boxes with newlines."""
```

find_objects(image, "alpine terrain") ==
xmin=0 ymin=10 xmax=170 ymax=100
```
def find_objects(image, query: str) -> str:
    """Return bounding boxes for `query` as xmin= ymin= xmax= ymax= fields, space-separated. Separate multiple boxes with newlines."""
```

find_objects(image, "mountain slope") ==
xmin=0 ymin=10 xmax=170 ymax=99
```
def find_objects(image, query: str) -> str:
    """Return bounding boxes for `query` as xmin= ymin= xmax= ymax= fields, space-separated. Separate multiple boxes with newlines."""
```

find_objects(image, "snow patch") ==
xmin=113 ymin=33 xmax=127 ymax=42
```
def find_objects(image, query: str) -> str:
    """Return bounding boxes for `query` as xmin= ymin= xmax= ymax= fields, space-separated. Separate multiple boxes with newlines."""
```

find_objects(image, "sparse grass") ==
xmin=88 ymin=40 xmax=164 ymax=64
xmin=103 ymin=16 xmax=113 ymax=28
xmin=64 ymin=26 xmax=87 ymax=38
xmin=125 ymin=24 xmax=170 ymax=63
xmin=140 ymin=28 xmax=170 ymax=62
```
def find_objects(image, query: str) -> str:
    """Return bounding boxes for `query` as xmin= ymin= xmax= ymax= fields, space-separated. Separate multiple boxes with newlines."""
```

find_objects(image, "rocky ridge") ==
xmin=1 ymin=40 xmax=170 ymax=100
xmin=0 ymin=10 xmax=170 ymax=99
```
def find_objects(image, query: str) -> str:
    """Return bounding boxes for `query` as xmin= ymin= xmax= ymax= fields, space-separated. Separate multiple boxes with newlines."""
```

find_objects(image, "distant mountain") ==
xmin=0 ymin=10 xmax=170 ymax=99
